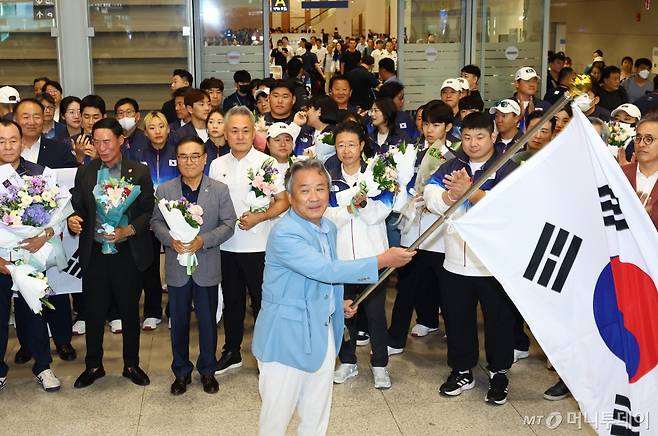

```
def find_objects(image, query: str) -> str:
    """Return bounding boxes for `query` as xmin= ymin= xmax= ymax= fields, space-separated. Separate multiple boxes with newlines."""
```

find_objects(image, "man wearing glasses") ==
xmin=114 ymin=98 xmax=149 ymax=161
xmin=68 ymin=118 xmax=155 ymax=389
xmin=622 ymin=115 xmax=658 ymax=230
xmin=151 ymin=136 xmax=236 ymax=395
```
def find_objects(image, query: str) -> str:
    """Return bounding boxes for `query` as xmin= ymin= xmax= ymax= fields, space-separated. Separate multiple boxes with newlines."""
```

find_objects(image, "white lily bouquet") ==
xmin=157 ymin=197 xmax=204 ymax=275
xmin=6 ymin=261 xmax=55 ymax=314
xmin=0 ymin=165 xmax=72 ymax=272
xmin=606 ymin=121 xmax=635 ymax=157
xmin=388 ymin=141 xmax=418 ymax=212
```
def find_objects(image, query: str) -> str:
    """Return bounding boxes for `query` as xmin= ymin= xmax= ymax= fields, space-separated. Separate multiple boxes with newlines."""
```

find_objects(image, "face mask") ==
xmin=638 ymin=70 xmax=650 ymax=80
xmin=574 ymin=94 xmax=592 ymax=112
xmin=238 ymin=85 xmax=250 ymax=94
xmin=118 ymin=117 xmax=136 ymax=131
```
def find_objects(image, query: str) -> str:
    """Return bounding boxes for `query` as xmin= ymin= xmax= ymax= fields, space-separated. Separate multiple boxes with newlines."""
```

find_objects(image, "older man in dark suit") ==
xmin=68 ymin=118 xmax=155 ymax=388
xmin=151 ymin=136 xmax=236 ymax=395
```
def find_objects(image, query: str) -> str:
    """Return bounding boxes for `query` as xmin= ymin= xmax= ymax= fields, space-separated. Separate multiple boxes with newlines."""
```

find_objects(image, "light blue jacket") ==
xmin=252 ymin=209 xmax=379 ymax=372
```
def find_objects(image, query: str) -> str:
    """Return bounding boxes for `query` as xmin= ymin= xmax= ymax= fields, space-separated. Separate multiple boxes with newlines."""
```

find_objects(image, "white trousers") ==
xmin=258 ymin=324 xmax=336 ymax=436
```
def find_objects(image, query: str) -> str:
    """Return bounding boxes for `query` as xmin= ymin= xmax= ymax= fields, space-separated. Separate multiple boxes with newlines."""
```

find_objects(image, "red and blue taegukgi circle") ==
xmin=593 ymin=256 xmax=658 ymax=383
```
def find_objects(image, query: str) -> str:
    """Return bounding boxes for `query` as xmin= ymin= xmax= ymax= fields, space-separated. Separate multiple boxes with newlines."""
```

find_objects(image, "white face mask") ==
xmin=118 ymin=117 xmax=136 ymax=131
xmin=574 ymin=94 xmax=592 ymax=112
xmin=638 ymin=70 xmax=650 ymax=80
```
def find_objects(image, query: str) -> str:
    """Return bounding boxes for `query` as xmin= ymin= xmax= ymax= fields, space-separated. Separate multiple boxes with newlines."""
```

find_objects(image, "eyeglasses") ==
xmin=335 ymin=143 xmax=359 ymax=150
xmin=177 ymin=153 xmax=204 ymax=163
xmin=116 ymin=109 xmax=136 ymax=117
xmin=634 ymin=134 xmax=655 ymax=145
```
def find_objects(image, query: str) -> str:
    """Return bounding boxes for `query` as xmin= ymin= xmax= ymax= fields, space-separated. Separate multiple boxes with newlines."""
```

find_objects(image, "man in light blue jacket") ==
xmin=252 ymin=158 xmax=415 ymax=436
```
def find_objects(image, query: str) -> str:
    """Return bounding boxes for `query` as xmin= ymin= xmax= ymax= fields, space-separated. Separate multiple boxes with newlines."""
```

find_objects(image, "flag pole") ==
xmin=349 ymin=76 xmax=593 ymax=308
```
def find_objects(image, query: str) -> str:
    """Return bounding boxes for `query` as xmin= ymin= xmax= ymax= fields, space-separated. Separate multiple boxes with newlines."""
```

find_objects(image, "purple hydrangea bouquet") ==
xmin=0 ymin=168 xmax=73 ymax=271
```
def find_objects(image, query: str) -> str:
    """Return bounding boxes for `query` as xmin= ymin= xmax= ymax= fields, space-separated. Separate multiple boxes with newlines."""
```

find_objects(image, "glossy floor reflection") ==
xmin=1 ymin=286 xmax=595 ymax=435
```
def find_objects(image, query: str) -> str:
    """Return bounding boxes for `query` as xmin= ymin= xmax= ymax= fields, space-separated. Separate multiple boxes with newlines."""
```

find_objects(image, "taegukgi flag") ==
xmin=451 ymin=106 xmax=658 ymax=435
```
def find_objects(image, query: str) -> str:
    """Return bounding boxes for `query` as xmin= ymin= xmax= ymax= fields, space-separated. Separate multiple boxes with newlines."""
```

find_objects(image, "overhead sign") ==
xmin=227 ymin=51 xmax=241 ymax=65
xmin=301 ymin=1 xmax=349 ymax=8
xmin=33 ymin=0 xmax=55 ymax=21
xmin=505 ymin=45 xmax=519 ymax=60
xmin=271 ymin=0 xmax=289 ymax=12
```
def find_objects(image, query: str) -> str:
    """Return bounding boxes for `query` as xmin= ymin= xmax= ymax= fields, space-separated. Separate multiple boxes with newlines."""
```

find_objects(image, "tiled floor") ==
xmin=1 ymin=288 xmax=595 ymax=436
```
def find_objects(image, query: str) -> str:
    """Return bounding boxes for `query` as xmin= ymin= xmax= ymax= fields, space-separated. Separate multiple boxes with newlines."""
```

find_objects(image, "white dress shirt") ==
xmin=209 ymin=147 xmax=285 ymax=252
xmin=636 ymin=166 xmax=658 ymax=196
xmin=21 ymin=137 xmax=41 ymax=163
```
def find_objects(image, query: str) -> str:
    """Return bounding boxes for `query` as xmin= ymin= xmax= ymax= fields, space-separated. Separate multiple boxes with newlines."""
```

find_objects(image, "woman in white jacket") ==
xmin=323 ymin=121 xmax=393 ymax=389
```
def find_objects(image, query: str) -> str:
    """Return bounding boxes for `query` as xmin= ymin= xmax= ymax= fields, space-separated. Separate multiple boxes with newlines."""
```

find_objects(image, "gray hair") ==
xmin=224 ymin=105 xmax=255 ymax=127
xmin=285 ymin=158 xmax=331 ymax=193
xmin=588 ymin=116 xmax=609 ymax=143
xmin=636 ymin=113 xmax=658 ymax=131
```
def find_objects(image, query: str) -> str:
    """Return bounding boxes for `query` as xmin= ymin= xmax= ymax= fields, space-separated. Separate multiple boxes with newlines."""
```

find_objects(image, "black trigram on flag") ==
xmin=62 ymin=249 xmax=83 ymax=279
xmin=523 ymin=222 xmax=582 ymax=293
xmin=610 ymin=394 xmax=641 ymax=436
xmin=599 ymin=185 xmax=629 ymax=231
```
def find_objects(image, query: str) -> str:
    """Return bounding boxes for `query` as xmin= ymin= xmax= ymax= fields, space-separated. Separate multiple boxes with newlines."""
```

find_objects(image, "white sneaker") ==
xmin=355 ymin=331 xmax=370 ymax=346
xmin=513 ymin=349 xmax=530 ymax=363
xmin=411 ymin=324 xmax=439 ymax=337
xmin=72 ymin=320 xmax=86 ymax=335
xmin=109 ymin=319 xmax=122 ymax=334
xmin=0 ymin=376 xmax=6 ymax=391
xmin=333 ymin=363 xmax=358 ymax=384
xmin=142 ymin=318 xmax=161 ymax=331
xmin=387 ymin=346 xmax=404 ymax=356
xmin=36 ymin=369 xmax=61 ymax=392
xmin=372 ymin=366 xmax=391 ymax=389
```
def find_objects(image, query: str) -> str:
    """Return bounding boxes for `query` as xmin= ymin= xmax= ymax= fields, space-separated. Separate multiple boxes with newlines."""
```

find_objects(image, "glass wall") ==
xmin=402 ymin=0 xmax=465 ymax=110
xmin=88 ymin=0 xmax=191 ymax=112
xmin=0 ymin=1 xmax=59 ymax=97
xmin=475 ymin=0 xmax=546 ymax=106
xmin=197 ymin=0 xmax=264 ymax=96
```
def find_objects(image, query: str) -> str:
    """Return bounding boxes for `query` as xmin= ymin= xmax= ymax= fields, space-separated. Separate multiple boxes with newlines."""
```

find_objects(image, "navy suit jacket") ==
xmin=37 ymin=136 xmax=79 ymax=169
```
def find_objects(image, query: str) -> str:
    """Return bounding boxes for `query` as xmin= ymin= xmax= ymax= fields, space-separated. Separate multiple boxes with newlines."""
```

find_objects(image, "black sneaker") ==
xmin=485 ymin=372 xmax=509 ymax=405
xmin=356 ymin=331 xmax=370 ymax=346
xmin=543 ymin=379 xmax=571 ymax=401
xmin=439 ymin=370 xmax=475 ymax=396
xmin=215 ymin=351 xmax=242 ymax=375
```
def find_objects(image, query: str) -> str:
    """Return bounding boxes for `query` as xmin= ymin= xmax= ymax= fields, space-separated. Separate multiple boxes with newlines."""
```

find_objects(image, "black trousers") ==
xmin=441 ymin=271 xmax=514 ymax=373
xmin=513 ymin=306 xmax=530 ymax=352
xmin=220 ymin=251 xmax=264 ymax=353
xmin=82 ymin=242 xmax=141 ymax=369
xmin=388 ymin=250 xmax=444 ymax=348
xmin=168 ymin=279 xmax=218 ymax=378
xmin=339 ymin=282 xmax=388 ymax=367
xmin=0 ymin=274 xmax=52 ymax=376
xmin=16 ymin=293 xmax=73 ymax=349
xmin=107 ymin=233 xmax=161 ymax=321
xmin=72 ymin=292 xmax=85 ymax=321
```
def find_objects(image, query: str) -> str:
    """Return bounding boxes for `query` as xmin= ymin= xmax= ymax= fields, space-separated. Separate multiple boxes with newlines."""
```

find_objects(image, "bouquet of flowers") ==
xmin=388 ymin=141 xmax=418 ymax=212
xmin=606 ymin=121 xmax=635 ymax=156
xmin=6 ymin=261 xmax=55 ymax=314
xmin=315 ymin=132 xmax=336 ymax=163
xmin=0 ymin=167 xmax=72 ymax=271
xmin=157 ymin=197 xmax=204 ymax=275
xmin=357 ymin=152 xmax=399 ymax=207
xmin=245 ymin=159 xmax=279 ymax=213
xmin=93 ymin=168 xmax=141 ymax=254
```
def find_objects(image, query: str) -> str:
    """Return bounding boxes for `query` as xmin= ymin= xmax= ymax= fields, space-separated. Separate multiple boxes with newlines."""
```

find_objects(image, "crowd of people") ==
xmin=1 ymin=36 xmax=657 ymax=435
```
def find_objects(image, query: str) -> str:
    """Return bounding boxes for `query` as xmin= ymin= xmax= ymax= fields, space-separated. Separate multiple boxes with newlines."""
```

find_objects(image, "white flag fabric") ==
xmin=45 ymin=168 xmax=82 ymax=294
xmin=452 ymin=107 xmax=658 ymax=435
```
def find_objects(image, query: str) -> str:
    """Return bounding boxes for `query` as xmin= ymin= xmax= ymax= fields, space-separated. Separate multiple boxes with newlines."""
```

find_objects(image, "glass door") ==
xmin=0 ymin=1 xmax=59 ymax=97
xmin=401 ymin=0 xmax=465 ymax=111
xmin=475 ymin=0 xmax=546 ymax=106
xmin=87 ymin=0 xmax=192 ymax=112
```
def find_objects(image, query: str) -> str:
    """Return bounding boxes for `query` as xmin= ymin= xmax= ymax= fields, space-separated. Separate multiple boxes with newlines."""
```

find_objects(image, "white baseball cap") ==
xmin=0 ymin=86 xmax=20 ymax=104
xmin=593 ymin=56 xmax=604 ymax=63
xmin=489 ymin=99 xmax=521 ymax=116
xmin=254 ymin=87 xmax=270 ymax=100
xmin=515 ymin=67 xmax=540 ymax=81
xmin=611 ymin=103 xmax=641 ymax=120
xmin=441 ymin=78 xmax=462 ymax=92
xmin=267 ymin=122 xmax=298 ymax=142
xmin=455 ymin=77 xmax=470 ymax=91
